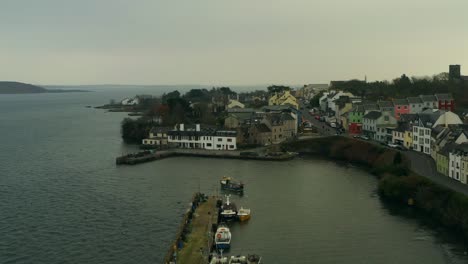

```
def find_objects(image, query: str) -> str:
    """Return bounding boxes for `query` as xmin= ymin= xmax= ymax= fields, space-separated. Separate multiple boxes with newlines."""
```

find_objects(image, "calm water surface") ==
xmin=0 ymin=89 xmax=467 ymax=263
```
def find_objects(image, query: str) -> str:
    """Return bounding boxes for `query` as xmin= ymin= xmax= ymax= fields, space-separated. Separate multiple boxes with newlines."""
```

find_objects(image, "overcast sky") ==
xmin=1 ymin=0 xmax=467 ymax=85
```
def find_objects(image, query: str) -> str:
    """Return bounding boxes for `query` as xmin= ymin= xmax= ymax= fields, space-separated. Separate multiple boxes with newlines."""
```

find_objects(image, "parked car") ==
xmin=387 ymin=143 xmax=399 ymax=148
xmin=330 ymin=122 xmax=337 ymax=128
xmin=359 ymin=135 xmax=369 ymax=140
xmin=315 ymin=115 xmax=320 ymax=120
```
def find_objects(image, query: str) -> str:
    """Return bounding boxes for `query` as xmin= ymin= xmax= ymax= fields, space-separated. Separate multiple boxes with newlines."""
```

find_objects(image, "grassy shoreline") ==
xmin=281 ymin=136 xmax=468 ymax=240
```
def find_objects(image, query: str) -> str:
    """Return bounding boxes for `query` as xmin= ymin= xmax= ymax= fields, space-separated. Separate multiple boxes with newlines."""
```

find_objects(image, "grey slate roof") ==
xmin=435 ymin=93 xmax=453 ymax=101
xmin=256 ymin=123 xmax=271 ymax=133
xmin=440 ymin=143 xmax=456 ymax=156
xmin=393 ymin=98 xmax=409 ymax=105
xmin=395 ymin=122 xmax=411 ymax=132
xmin=399 ymin=114 xmax=419 ymax=122
xmin=419 ymin=95 xmax=436 ymax=102
xmin=418 ymin=111 xmax=443 ymax=128
xmin=226 ymin=108 xmax=255 ymax=113
xmin=377 ymin=100 xmax=394 ymax=108
xmin=407 ymin=97 xmax=423 ymax=104
xmin=363 ymin=111 xmax=382 ymax=120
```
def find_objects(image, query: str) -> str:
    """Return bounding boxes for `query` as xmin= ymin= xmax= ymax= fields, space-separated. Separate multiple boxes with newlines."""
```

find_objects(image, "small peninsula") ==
xmin=0 ymin=81 xmax=89 ymax=94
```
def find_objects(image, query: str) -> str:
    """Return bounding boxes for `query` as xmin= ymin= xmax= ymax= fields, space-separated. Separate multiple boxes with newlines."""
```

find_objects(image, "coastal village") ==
xmin=115 ymin=65 xmax=468 ymax=187
xmin=108 ymin=65 xmax=468 ymax=263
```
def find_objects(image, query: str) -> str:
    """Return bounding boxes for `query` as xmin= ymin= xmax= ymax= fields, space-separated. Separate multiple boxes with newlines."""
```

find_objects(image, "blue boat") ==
xmin=214 ymin=223 xmax=231 ymax=250
xmin=220 ymin=176 xmax=244 ymax=193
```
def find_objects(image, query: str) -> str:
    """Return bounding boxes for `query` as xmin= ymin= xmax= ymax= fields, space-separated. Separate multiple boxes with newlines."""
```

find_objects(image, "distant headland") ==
xmin=0 ymin=81 xmax=90 ymax=94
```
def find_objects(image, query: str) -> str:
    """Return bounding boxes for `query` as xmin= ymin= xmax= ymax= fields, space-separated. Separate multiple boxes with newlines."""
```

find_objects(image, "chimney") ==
xmin=180 ymin=124 xmax=184 ymax=131
xmin=196 ymin=124 xmax=200 ymax=131
xmin=237 ymin=94 xmax=239 ymax=101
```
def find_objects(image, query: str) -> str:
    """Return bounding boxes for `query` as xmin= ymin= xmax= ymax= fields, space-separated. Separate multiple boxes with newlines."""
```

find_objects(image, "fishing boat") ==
xmin=220 ymin=176 xmax=244 ymax=193
xmin=214 ymin=224 xmax=231 ymax=250
xmin=237 ymin=207 xmax=251 ymax=222
xmin=220 ymin=195 xmax=238 ymax=220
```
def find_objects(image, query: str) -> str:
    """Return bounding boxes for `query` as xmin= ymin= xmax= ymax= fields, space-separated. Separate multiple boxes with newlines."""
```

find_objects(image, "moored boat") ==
xmin=237 ymin=207 xmax=251 ymax=222
xmin=220 ymin=176 xmax=244 ymax=193
xmin=220 ymin=195 xmax=238 ymax=220
xmin=210 ymin=254 xmax=228 ymax=264
xmin=214 ymin=223 xmax=231 ymax=250
xmin=227 ymin=254 xmax=262 ymax=264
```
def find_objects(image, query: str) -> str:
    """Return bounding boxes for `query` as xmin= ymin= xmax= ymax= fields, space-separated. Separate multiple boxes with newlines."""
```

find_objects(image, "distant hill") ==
xmin=0 ymin=82 xmax=89 ymax=94
xmin=0 ymin=81 xmax=47 ymax=94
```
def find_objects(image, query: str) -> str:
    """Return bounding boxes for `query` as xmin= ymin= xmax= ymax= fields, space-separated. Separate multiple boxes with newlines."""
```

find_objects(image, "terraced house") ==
xmin=393 ymin=98 xmax=410 ymax=120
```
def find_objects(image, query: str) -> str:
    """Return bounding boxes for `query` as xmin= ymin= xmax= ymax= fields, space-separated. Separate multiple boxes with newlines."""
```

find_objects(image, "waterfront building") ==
xmin=392 ymin=122 xmax=407 ymax=145
xmin=436 ymin=144 xmax=453 ymax=176
xmin=393 ymin=98 xmax=410 ymax=120
xmin=449 ymin=144 xmax=468 ymax=183
xmin=347 ymin=103 xmax=379 ymax=135
xmin=412 ymin=110 xmax=463 ymax=155
xmin=435 ymin=94 xmax=455 ymax=112
xmin=363 ymin=111 xmax=381 ymax=141
xmin=431 ymin=125 xmax=468 ymax=160
xmin=334 ymin=96 xmax=353 ymax=120
xmin=168 ymin=124 xmax=237 ymax=150
xmin=142 ymin=127 xmax=170 ymax=147
xmin=268 ymin=90 xmax=299 ymax=110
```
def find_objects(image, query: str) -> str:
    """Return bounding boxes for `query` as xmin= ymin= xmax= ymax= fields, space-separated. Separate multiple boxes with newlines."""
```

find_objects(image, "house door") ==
xmin=420 ymin=146 xmax=423 ymax=152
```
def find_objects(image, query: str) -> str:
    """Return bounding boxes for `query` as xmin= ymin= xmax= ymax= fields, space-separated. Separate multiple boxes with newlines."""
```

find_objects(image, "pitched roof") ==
xmin=399 ymin=114 xmax=419 ymax=122
xmin=393 ymin=98 xmax=409 ymax=105
xmin=435 ymin=93 xmax=453 ymax=101
xmin=255 ymin=123 xmax=271 ymax=133
xmin=407 ymin=97 xmax=423 ymax=104
xmin=377 ymin=100 xmax=394 ymax=108
xmin=419 ymin=95 xmax=436 ymax=102
xmin=363 ymin=111 xmax=382 ymax=120
xmin=226 ymin=108 xmax=255 ymax=113
xmin=418 ymin=111 xmax=443 ymax=128
xmin=440 ymin=143 xmax=456 ymax=156
xmin=395 ymin=122 xmax=411 ymax=132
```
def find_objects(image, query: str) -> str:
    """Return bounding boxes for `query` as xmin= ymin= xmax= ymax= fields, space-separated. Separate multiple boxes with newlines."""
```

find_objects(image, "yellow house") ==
xmin=403 ymin=130 xmax=413 ymax=149
xmin=268 ymin=91 xmax=299 ymax=109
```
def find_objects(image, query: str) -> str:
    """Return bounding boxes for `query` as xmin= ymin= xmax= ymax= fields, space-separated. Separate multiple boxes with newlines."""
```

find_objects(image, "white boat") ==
xmin=228 ymin=254 xmax=262 ymax=264
xmin=237 ymin=207 xmax=251 ymax=222
xmin=220 ymin=195 xmax=238 ymax=220
xmin=210 ymin=255 xmax=229 ymax=264
xmin=214 ymin=224 xmax=231 ymax=250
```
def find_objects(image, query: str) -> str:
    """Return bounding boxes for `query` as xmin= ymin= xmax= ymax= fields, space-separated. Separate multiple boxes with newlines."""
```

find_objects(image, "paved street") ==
xmin=299 ymin=101 xmax=468 ymax=196
xmin=404 ymin=151 xmax=468 ymax=196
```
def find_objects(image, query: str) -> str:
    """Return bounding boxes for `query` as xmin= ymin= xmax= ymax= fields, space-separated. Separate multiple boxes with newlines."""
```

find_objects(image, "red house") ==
xmin=393 ymin=98 xmax=410 ymax=120
xmin=435 ymin=94 xmax=454 ymax=112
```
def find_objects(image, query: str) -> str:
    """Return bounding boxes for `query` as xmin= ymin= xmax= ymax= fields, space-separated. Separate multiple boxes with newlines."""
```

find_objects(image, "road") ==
xmin=299 ymin=104 xmax=339 ymax=136
xmin=298 ymin=101 xmax=468 ymax=196
xmin=404 ymin=151 xmax=468 ymax=196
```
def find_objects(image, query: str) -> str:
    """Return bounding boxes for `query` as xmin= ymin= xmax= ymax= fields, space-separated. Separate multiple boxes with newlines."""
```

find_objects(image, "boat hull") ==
xmin=215 ymin=243 xmax=231 ymax=250
xmin=238 ymin=214 xmax=251 ymax=222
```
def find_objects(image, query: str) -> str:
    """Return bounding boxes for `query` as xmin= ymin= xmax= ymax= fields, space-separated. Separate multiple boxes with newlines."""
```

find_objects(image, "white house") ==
xmin=413 ymin=110 xmax=463 ymax=155
xmin=449 ymin=144 xmax=468 ymax=184
xmin=121 ymin=97 xmax=140 ymax=106
xmin=167 ymin=124 xmax=237 ymax=150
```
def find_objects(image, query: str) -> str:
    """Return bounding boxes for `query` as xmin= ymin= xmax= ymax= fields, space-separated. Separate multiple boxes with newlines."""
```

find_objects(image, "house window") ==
xmin=207 ymin=143 xmax=212 ymax=147
xmin=425 ymin=139 xmax=429 ymax=144
xmin=404 ymin=106 xmax=407 ymax=109
xmin=218 ymin=138 xmax=222 ymax=142
xmin=229 ymin=145 xmax=234 ymax=149
xmin=227 ymin=138 xmax=232 ymax=142
xmin=216 ymin=144 xmax=221 ymax=148
xmin=425 ymin=130 xmax=430 ymax=135
xmin=397 ymin=106 xmax=401 ymax=109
